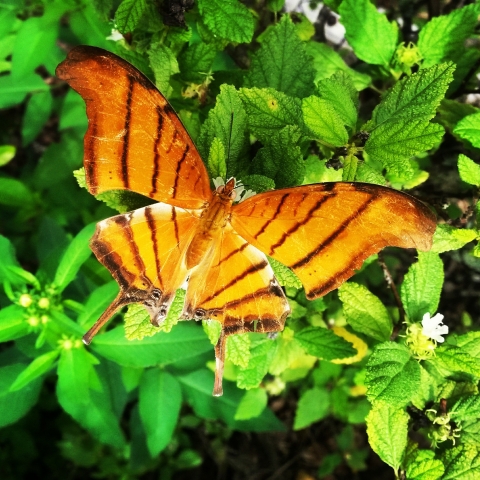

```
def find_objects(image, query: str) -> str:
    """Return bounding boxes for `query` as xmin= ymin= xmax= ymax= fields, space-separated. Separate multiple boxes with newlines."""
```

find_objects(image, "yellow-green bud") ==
xmin=27 ymin=316 xmax=40 ymax=327
xmin=38 ymin=297 xmax=50 ymax=309
xmin=19 ymin=294 xmax=33 ymax=308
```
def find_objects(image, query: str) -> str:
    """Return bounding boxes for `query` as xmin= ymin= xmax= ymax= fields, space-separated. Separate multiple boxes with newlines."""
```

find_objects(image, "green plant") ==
xmin=1 ymin=0 xmax=480 ymax=478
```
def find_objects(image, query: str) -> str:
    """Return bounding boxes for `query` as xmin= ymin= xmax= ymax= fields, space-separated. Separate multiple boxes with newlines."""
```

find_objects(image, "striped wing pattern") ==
xmin=55 ymin=46 xmax=212 ymax=209
xmin=231 ymin=182 xmax=436 ymax=299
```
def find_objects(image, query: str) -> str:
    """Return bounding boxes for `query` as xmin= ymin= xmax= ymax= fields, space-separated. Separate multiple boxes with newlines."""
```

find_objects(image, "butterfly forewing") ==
xmin=56 ymin=46 xmax=212 ymax=209
xmin=231 ymin=182 xmax=436 ymax=299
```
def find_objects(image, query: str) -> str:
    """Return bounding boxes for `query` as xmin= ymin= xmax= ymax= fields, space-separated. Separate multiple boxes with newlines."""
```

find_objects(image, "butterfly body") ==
xmin=56 ymin=46 xmax=437 ymax=396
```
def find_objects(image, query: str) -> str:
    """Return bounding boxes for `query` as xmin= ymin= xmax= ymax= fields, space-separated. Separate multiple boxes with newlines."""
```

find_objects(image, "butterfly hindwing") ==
xmin=231 ymin=182 xmax=436 ymax=299
xmin=56 ymin=46 xmax=211 ymax=209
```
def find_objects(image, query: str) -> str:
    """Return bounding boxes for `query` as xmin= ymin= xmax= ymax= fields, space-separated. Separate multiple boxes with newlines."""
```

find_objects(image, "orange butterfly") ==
xmin=56 ymin=46 xmax=436 ymax=396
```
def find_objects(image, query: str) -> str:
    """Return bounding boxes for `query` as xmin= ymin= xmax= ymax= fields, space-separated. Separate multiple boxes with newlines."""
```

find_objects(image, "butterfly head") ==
xmin=215 ymin=177 xmax=237 ymax=201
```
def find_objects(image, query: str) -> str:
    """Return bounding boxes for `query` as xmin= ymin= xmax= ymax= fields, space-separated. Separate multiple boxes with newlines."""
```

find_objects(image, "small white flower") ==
xmin=422 ymin=312 xmax=448 ymax=343
xmin=106 ymin=29 xmax=124 ymax=42
xmin=284 ymin=0 xmax=322 ymax=24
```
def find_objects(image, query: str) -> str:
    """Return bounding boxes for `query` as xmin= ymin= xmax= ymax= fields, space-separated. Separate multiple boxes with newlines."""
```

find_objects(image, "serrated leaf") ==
xmin=9 ymin=350 xmax=60 ymax=392
xmin=302 ymin=96 xmax=348 ymax=147
xmin=239 ymin=87 xmax=303 ymax=143
xmin=431 ymin=345 xmax=480 ymax=378
xmin=148 ymin=43 xmax=179 ymax=98
xmin=253 ymin=125 xmax=304 ymax=188
xmin=458 ymin=154 xmax=480 ymax=186
xmin=317 ymin=71 xmax=358 ymax=130
xmin=338 ymin=282 xmax=393 ymax=342
xmin=418 ymin=3 xmax=480 ymax=68
xmin=114 ymin=0 xmax=147 ymax=33
xmin=400 ymin=252 xmax=444 ymax=322
xmin=452 ymin=395 xmax=480 ymax=423
xmin=293 ymin=387 xmax=329 ymax=430
xmin=53 ymin=223 xmax=96 ymax=292
xmin=268 ymin=256 xmax=302 ymax=289
xmin=207 ymin=137 xmax=227 ymax=179
xmin=306 ymin=42 xmax=371 ymax=91
xmin=226 ymin=333 xmax=250 ymax=368
xmin=295 ymin=326 xmax=356 ymax=360
xmin=365 ymin=120 xmax=444 ymax=176
xmin=369 ymin=63 xmax=455 ymax=128
xmin=365 ymin=342 xmax=421 ymax=407
xmin=442 ymin=445 xmax=480 ymax=480
xmin=356 ymin=162 xmax=387 ymax=185
xmin=269 ymin=327 xmax=305 ymax=375
xmin=366 ymin=401 xmax=408 ymax=470
xmin=139 ymin=369 xmax=182 ymax=456
xmin=431 ymin=224 xmax=477 ymax=254
xmin=198 ymin=84 xmax=249 ymax=177
xmin=234 ymin=388 xmax=268 ymax=420
xmin=178 ymin=41 xmax=217 ymax=84
xmin=454 ymin=113 xmax=480 ymax=149
xmin=197 ymin=0 xmax=254 ymax=43
xmin=240 ymin=174 xmax=275 ymax=193
xmin=406 ymin=457 xmax=445 ymax=480
xmin=339 ymin=0 xmax=398 ymax=67
xmin=246 ymin=15 xmax=314 ymax=98
xmin=237 ymin=339 xmax=277 ymax=390
xmin=124 ymin=289 xmax=185 ymax=340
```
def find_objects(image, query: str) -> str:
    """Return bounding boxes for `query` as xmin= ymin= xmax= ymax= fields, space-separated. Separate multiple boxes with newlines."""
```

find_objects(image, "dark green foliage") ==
xmin=1 ymin=0 xmax=480 ymax=478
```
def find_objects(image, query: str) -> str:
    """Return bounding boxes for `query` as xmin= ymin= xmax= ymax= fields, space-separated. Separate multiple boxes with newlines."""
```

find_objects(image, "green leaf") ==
xmin=0 ymin=305 xmax=28 ymax=342
xmin=207 ymin=137 xmax=227 ymax=179
xmin=406 ymin=456 xmax=445 ymax=480
xmin=178 ymin=42 xmax=217 ymax=84
xmin=139 ymin=369 xmax=182 ymax=456
xmin=302 ymin=96 xmax=348 ymax=147
xmin=400 ymin=252 xmax=444 ymax=322
xmin=0 ymin=364 xmax=43 ymax=428
xmin=339 ymin=0 xmax=398 ymax=67
xmin=458 ymin=154 xmax=480 ymax=186
xmin=418 ymin=3 xmax=480 ymax=68
xmin=0 ymin=73 xmax=48 ymax=109
xmin=338 ymin=282 xmax=393 ymax=342
xmin=197 ymin=0 xmax=254 ymax=44
xmin=226 ymin=333 xmax=250 ymax=369
xmin=365 ymin=120 xmax=444 ymax=176
xmin=269 ymin=328 xmax=305 ymax=376
xmin=366 ymin=401 xmax=408 ymax=470
xmin=22 ymin=90 xmax=53 ymax=146
xmin=237 ymin=339 xmax=277 ymax=390
xmin=239 ymin=87 xmax=303 ymax=143
xmin=240 ymin=174 xmax=275 ymax=193
xmin=365 ymin=342 xmax=421 ymax=407
xmin=295 ymin=327 xmax=357 ymax=360
xmin=293 ymin=387 xmax=330 ymax=430
xmin=234 ymin=388 xmax=268 ymax=420
xmin=454 ymin=113 xmax=480 ymax=149
xmin=430 ymin=345 xmax=480 ymax=378
xmin=268 ymin=257 xmax=302 ymax=289
xmin=452 ymin=395 xmax=480 ymax=423
xmin=124 ymin=289 xmax=184 ymax=340
xmin=431 ymin=224 xmax=477 ymax=254
xmin=438 ymin=99 xmax=478 ymax=133
xmin=9 ymin=350 xmax=60 ymax=392
xmin=53 ymin=223 xmax=96 ymax=292
xmin=59 ymin=88 xmax=88 ymax=131
xmin=442 ymin=445 xmax=480 ymax=480
xmin=253 ymin=125 xmax=304 ymax=188
xmin=148 ymin=43 xmax=179 ymax=98
xmin=317 ymin=71 xmax=358 ymax=130
xmin=0 ymin=177 xmax=35 ymax=208
xmin=91 ymin=322 xmax=211 ymax=368
xmin=179 ymin=368 xmax=285 ymax=431
xmin=114 ymin=0 xmax=147 ymax=33
xmin=78 ymin=281 xmax=119 ymax=328
xmin=246 ymin=15 xmax=314 ymax=98
xmin=305 ymin=42 xmax=371 ymax=91
xmin=198 ymin=84 xmax=249 ymax=177
xmin=11 ymin=3 xmax=64 ymax=79
xmin=0 ymin=145 xmax=15 ymax=166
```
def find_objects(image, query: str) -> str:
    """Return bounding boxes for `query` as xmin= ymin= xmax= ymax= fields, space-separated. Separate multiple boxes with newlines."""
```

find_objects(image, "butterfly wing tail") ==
xmin=213 ymin=329 xmax=226 ymax=396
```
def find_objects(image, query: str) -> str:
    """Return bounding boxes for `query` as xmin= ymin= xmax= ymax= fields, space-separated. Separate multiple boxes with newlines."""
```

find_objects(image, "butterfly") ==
xmin=56 ymin=46 xmax=436 ymax=396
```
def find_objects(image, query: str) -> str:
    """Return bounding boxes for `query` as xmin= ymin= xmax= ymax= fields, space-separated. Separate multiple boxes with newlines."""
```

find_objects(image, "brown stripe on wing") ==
xmin=112 ymin=214 xmax=152 ymax=289
xmin=253 ymin=193 xmax=289 ymax=240
xmin=200 ymin=260 xmax=269 ymax=305
xmin=145 ymin=205 xmax=162 ymax=285
xmin=291 ymin=195 xmax=376 ymax=269
xmin=120 ymin=75 xmax=134 ymax=189
xmin=270 ymin=196 xmax=332 ymax=255
xmin=150 ymin=106 xmax=164 ymax=197
xmin=172 ymin=145 xmax=189 ymax=199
